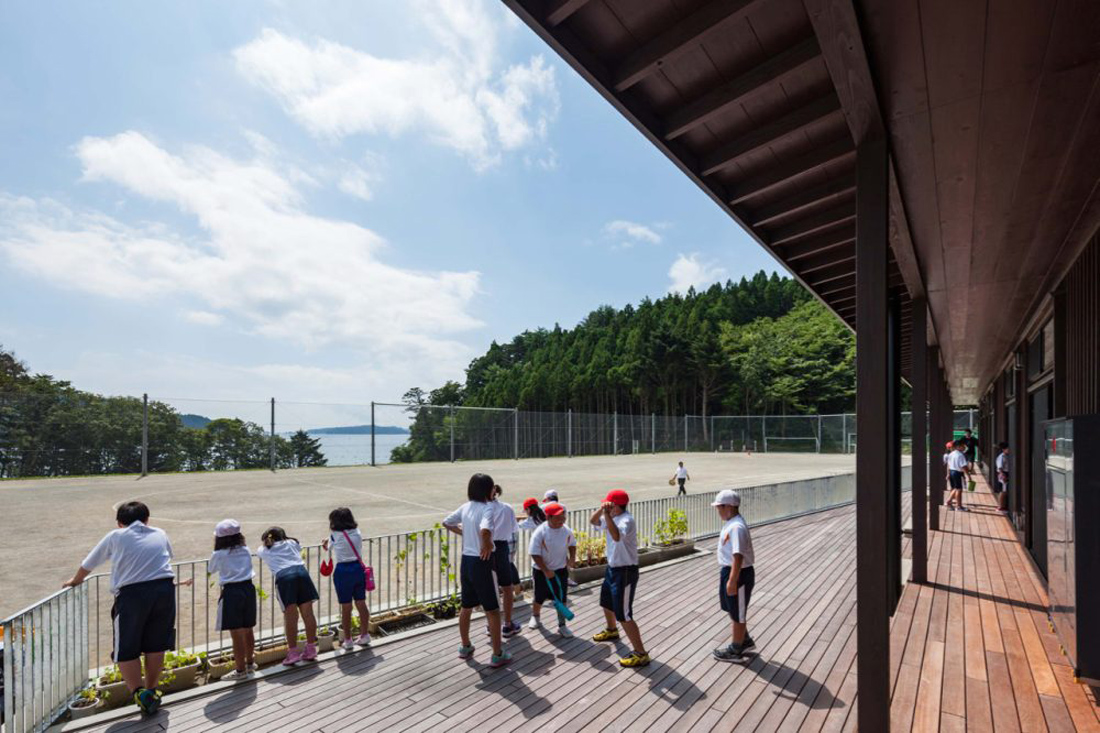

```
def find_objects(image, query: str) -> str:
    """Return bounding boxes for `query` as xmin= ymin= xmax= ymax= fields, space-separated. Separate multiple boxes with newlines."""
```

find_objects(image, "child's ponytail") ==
xmin=261 ymin=526 xmax=299 ymax=548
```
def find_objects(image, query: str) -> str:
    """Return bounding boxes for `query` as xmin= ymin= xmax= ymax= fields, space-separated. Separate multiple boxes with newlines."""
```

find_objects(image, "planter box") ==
xmin=205 ymin=655 xmax=236 ymax=681
xmin=158 ymin=660 xmax=200 ymax=694
xmin=368 ymin=606 xmax=428 ymax=635
xmin=94 ymin=679 xmax=129 ymax=710
xmin=254 ymin=643 xmax=288 ymax=667
xmin=316 ymin=630 xmax=336 ymax=653
xmin=374 ymin=612 xmax=434 ymax=637
xmin=570 ymin=541 xmax=696 ymax=584
xmin=68 ymin=698 xmax=104 ymax=720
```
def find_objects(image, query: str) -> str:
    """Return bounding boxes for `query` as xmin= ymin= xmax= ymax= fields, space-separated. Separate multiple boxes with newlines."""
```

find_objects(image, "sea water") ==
xmin=310 ymin=432 xmax=409 ymax=466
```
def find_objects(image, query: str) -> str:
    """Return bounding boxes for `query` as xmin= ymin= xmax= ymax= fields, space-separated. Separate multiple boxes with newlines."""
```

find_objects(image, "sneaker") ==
xmin=489 ymin=651 xmax=513 ymax=668
xmin=713 ymin=644 xmax=745 ymax=663
xmin=558 ymin=625 xmax=574 ymax=638
xmin=567 ymin=578 xmax=578 ymax=587
xmin=282 ymin=646 xmax=304 ymax=666
xmin=222 ymin=669 xmax=251 ymax=681
xmin=957 ymin=506 xmax=969 ymax=512
xmin=342 ymin=640 xmax=355 ymax=652
xmin=247 ymin=661 xmax=257 ymax=673
xmin=356 ymin=633 xmax=371 ymax=646
xmin=527 ymin=616 xmax=541 ymax=630
xmin=592 ymin=628 xmax=620 ymax=642
xmin=949 ymin=505 xmax=957 ymax=511
xmin=619 ymin=652 xmax=651 ymax=668
xmin=502 ymin=622 xmax=521 ymax=638
xmin=741 ymin=634 xmax=756 ymax=650
xmin=133 ymin=687 xmax=157 ymax=715
xmin=303 ymin=643 xmax=318 ymax=661
xmin=458 ymin=644 xmax=475 ymax=660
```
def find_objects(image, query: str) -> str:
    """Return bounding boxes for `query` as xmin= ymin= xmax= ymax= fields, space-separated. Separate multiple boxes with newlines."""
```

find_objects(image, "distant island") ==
xmin=181 ymin=413 xmax=212 ymax=429
xmin=308 ymin=424 xmax=409 ymax=435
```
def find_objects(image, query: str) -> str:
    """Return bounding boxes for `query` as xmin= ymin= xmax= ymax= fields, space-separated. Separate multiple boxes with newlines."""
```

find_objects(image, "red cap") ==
xmin=945 ymin=441 xmax=955 ymax=449
xmin=522 ymin=497 xmax=539 ymax=510
xmin=604 ymin=489 xmax=630 ymax=506
xmin=543 ymin=502 xmax=565 ymax=517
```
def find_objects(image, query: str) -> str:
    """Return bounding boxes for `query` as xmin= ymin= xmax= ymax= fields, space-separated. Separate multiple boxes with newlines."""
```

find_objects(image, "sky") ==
xmin=0 ymin=0 xmax=777 ymax=420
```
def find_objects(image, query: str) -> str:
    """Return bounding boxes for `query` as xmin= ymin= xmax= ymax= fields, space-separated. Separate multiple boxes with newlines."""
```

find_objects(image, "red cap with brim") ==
xmin=522 ymin=498 xmax=539 ymax=510
xmin=604 ymin=489 xmax=629 ymax=506
xmin=945 ymin=441 xmax=955 ymax=449
xmin=543 ymin=502 xmax=565 ymax=516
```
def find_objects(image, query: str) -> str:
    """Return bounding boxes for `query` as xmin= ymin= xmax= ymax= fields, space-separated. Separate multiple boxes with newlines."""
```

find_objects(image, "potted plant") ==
xmin=68 ymin=688 xmax=103 ymax=719
xmin=204 ymin=652 xmax=237 ymax=681
xmin=95 ymin=665 xmax=128 ymax=709
xmin=254 ymin=638 xmax=289 ymax=667
xmin=316 ymin=626 xmax=337 ymax=653
xmin=429 ymin=593 xmax=460 ymax=620
xmin=571 ymin=534 xmax=608 ymax=583
xmin=648 ymin=508 xmax=696 ymax=562
xmin=157 ymin=650 xmax=201 ymax=693
xmin=368 ymin=602 xmax=429 ymax=635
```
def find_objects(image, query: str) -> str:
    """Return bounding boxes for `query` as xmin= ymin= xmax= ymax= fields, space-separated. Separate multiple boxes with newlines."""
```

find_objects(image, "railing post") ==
xmin=842 ymin=412 xmax=848 ymax=453
xmin=762 ymin=414 xmax=767 ymax=452
xmin=514 ymin=408 xmax=519 ymax=460
xmin=449 ymin=405 xmax=455 ymax=463
xmin=613 ymin=411 xmax=618 ymax=456
xmin=817 ymin=414 xmax=822 ymax=453
xmin=141 ymin=393 xmax=148 ymax=476
xmin=568 ymin=408 xmax=572 ymax=458
xmin=371 ymin=401 xmax=376 ymax=467
xmin=269 ymin=397 xmax=276 ymax=472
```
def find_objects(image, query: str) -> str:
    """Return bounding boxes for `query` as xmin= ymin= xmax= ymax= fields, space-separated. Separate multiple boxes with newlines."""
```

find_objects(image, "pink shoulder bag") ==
xmin=342 ymin=531 xmax=376 ymax=592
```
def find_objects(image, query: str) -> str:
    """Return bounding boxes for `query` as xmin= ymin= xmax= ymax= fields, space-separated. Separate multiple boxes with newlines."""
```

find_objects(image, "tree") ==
xmin=289 ymin=430 xmax=327 ymax=467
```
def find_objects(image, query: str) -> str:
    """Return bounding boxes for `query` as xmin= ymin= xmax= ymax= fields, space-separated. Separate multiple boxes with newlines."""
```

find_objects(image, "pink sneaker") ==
xmin=303 ymin=643 xmax=318 ymax=661
xmin=356 ymin=633 xmax=371 ymax=646
xmin=282 ymin=646 xmax=304 ymax=666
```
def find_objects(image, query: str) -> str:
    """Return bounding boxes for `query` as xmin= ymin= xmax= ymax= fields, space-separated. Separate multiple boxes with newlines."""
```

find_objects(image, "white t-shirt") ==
xmin=528 ymin=523 xmax=576 ymax=570
xmin=443 ymin=501 xmax=498 ymax=557
xmin=718 ymin=515 xmax=754 ymax=568
xmin=947 ymin=450 xmax=969 ymax=472
xmin=256 ymin=540 xmax=305 ymax=577
xmin=995 ymin=453 xmax=1009 ymax=474
xmin=518 ymin=516 xmax=543 ymax=532
xmin=208 ymin=547 xmax=255 ymax=585
xmin=82 ymin=521 xmax=175 ymax=595
xmin=329 ymin=528 xmax=363 ymax=564
xmin=597 ymin=512 xmax=638 ymax=567
xmin=490 ymin=500 xmax=519 ymax=542
xmin=675 ymin=466 xmax=688 ymax=479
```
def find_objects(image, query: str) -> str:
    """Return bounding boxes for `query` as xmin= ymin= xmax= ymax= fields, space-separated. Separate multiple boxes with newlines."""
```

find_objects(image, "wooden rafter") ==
xmin=766 ymin=202 xmax=855 ymax=247
xmin=728 ymin=137 xmax=854 ymax=204
xmin=545 ymin=0 xmax=591 ymax=26
xmin=751 ymin=175 xmax=855 ymax=227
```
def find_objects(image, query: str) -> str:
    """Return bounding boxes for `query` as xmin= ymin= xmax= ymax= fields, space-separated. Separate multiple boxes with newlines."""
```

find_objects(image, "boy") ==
xmin=711 ymin=490 xmax=756 ymax=662
xmin=63 ymin=501 xmax=176 ymax=716
xmin=589 ymin=489 xmax=650 ymax=667
xmin=672 ymin=461 xmax=690 ymax=496
xmin=489 ymin=485 xmax=521 ymax=637
xmin=528 ymin=502 xmax=576 ymax=637
xmin=946 ymin=440 xmax=971 ymax=511
xmin=543 ymin=489 xmax=578 ymax=586
xmin=995 ymin=442 xmax=1010 ymax=513
xmin=963 ymin=428 xmax=980 ymax=468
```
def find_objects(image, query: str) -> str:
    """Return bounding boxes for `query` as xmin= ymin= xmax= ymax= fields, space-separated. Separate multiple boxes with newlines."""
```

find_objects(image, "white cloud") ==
xmin=0 ymin=132 xmax=483 ymax=364
xmin=337 ymin=163 xmax=378 ymax=202
xmin=603 ymin=219 xmax=663 ymax=249
xmin=183 ymin=310 xmax=223 ymax=326
xmin=233 ymin=4 xmax=559 ymax=171
xmin=668 ymin=253 xmax=727 ymax=294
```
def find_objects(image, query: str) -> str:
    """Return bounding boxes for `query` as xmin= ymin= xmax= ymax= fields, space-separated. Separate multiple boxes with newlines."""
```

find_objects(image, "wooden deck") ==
xmin=62 ymin=486 xmax=1100 ymax=732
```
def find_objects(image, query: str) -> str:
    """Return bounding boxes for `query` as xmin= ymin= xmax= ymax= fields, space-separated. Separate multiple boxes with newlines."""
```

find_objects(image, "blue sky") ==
xmin=0 ymin=0 xmax=776 ymax=417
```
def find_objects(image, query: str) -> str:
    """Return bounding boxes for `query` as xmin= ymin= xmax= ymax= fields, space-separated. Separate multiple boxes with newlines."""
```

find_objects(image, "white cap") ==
xmin=215 ymin=518 xmax=241 ymax=537
xmin=711 ymin=490 xmax=741 ymax=507
xmin=543 ymin=489 xmax=559 ymax=501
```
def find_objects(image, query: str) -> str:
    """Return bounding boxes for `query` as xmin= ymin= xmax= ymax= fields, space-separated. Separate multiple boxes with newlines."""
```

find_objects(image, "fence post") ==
xmin=817 ymin=414 xmax=822 ymax=453
xmin=651 ymin=413 xmax=656 ymax=453
xmin=514 ymin=408 xmax=519 ymax=460
xmin=449 ymin=405 xmax=455 ymax=463
xmin=370 ymin=401 xmax=376 ymax=467
xmin=613 ymin=411 xmax=618 ymax=456
xmin=269 ymin=397 xmax=276 ymax=472
xmin=141 ymin=393 xmax=148 ymax=476
xmin=843 ymin=413 xmax=848 ymax=453
xmin=684 ymin=415 xmax=688 ymax=452
xmin=762 ymin=414 xmax=767 ymax=453
xmin=710 ymin=414 xmax=715 ymax=452
xmin=568 ymin=408 xmax=572 ymax=458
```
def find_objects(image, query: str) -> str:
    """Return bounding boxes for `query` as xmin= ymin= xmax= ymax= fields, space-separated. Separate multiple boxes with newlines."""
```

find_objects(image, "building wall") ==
xmin=1064 ymin=230 xmax=1100 ymax=416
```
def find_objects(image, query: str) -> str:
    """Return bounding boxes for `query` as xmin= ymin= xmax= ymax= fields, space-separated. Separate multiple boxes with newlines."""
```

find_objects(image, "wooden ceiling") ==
xmin=505 ymin=0 xmax=1100 ymax=402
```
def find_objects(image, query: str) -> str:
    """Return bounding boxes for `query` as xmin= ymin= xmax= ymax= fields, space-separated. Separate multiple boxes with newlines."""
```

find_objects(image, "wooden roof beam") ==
xmin=728 ymin=137 xmax=854 ymax=205
xmin=791 ymin=243 xmax=855 ymax=274
xmin=545 ymin=0 xmax=591 ymax=27
xmin=664 ymin=37 xmax=821 ymax=140
xmin=750 ymin=175 xmax=855 ymax=227
xmin=774 ymin=224 xmax=855 ymax=261
xmin=701 ymin=95 xmax=842 ymax=176
xmin=613 ymin=0 xmax=764 ymax=92
xmin=766 ymin=202 xmax=855 ymax=247
xmin=803 ymin=261 xmax=855 ymax=287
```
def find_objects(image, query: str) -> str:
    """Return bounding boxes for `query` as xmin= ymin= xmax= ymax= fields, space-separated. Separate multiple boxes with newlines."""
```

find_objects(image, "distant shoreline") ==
xmin=306 ymin=425 xmax=408 ymax=435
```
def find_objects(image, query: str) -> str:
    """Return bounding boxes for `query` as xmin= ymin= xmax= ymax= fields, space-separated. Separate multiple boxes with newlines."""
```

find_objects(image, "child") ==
xmin=710 ymin=491 xmax=756 ymax=662
xmin=946 ymin=440 xmax=971 ymax=512
xmin=442 ymin=473 xmax=511 ymax=668
xmin=540 ymin=491 xmax=578 ymax=587
xmin=518 ymin=498 xmax=546 ymax=531
xmin=942 ymin=441 xmax=954 ymax=507
xmin=527 ymin=502 xmax=576 ymax=636
xmin=321 ymin=507 xmax=371 ymax=651
xmin=207 ymin=519 xmax=256 ymax=680
xmin=995 ymin=442 xmax=1010 ymax=513
xmin=257 ymin=527 xmax=319 ymax=665
xmin=589 ymin=489 xmax=650 ymax=668
xmin=63 ymin=501 xmax=176 ymax=715
xmin=489 ymin=485 xmax=521 ymax=637
xmin=671 ymin=461 xmax=690 ymax=496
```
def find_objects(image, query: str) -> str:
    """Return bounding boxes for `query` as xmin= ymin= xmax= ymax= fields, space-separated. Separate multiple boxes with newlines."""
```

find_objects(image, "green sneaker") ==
xmin=458 ymin=644 xmax=475 ymax=659
xmin=489 ymin=651 xmax=512 ymax=668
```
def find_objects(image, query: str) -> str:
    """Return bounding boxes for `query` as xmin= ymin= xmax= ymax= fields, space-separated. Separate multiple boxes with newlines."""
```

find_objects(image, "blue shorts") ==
xmin=949 ymin=470 xmax=965 ymax=490
xmin=217 ymin=580 xmax=257 ymax=631
xmin=274 ymin=565 xmax=319 ymax=610
xmin=493 ymin=541 xmax=514 ymax=587
xmin=599 ymin=565 xmax=639 ymax=623
xmin=719 ymin=565 xmax=754 ymax=623
xmin=460 ymin=555 xmax=500 ymax=611
xmin=112 ymin=578 xmax=175 ymax=663
xmin=333 ymin=561 xmax=367 ymax=604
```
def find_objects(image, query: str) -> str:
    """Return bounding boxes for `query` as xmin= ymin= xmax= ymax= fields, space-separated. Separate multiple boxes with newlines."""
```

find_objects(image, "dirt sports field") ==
xmin=0 ymin=452 xmax=854 ymax=617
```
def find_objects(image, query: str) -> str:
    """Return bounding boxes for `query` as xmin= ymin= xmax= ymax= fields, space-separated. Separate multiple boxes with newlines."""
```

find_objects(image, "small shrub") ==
xmin=653 ymin=508 xmax=689 ymax=546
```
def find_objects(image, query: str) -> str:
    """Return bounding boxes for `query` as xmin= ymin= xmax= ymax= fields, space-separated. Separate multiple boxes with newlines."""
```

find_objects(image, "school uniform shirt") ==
xmin=82 ymin=521 xmax=175 ymax=595
xmin=518 ymin=517 xmax=543 ymax=532
xmin=208 ymin=547 xmax=255 ymax=585
xmin=717 ymin=515 xmax=754 ymax=568
xmin=597 ymin=512 xmax=639 ymax=567
xmin=256 ymin=540 xmax=305 ymax=576
xmin=947 ymin=450 xmax=969 ymax=472
xmin=995 ymin=453 xmax=1009 ymax=474
xmin=443 ymin=501 xmax=498 ymax=557
xmin=490 ymin=500 xmax=520 ymax=542
xmin=329 ymin=528 xmax=363 ymax=563
xmin=675 ymin=466 xmax=688 ymax=479
xmin=528 ymin=523 xmax=576 ymax=571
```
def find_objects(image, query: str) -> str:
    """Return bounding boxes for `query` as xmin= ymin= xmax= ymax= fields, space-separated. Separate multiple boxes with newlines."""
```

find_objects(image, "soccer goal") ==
xmin=763 ymin=436 xmax=820 ymax=453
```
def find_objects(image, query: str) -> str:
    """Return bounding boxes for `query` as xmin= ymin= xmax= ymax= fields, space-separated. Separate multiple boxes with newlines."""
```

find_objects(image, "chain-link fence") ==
xmin=0 ymin=389 xmax=978 ymax=478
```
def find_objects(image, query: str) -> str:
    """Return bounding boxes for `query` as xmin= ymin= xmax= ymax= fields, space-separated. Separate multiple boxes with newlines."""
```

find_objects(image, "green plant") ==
xmin=98 ymin=665 xmax=122 ymax=684
xmin=75 ymin=687 xmax=100 ymax=704
xmin=164 ymin=650 xmax=199 ymax=669
xmin=575 ymin=534 xmax=606 ymax=566
xmin=652 ymin=508 xmax=689 ymax=546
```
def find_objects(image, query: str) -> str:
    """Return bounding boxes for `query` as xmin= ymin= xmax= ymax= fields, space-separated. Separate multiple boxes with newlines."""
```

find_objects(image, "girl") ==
xmin=489 ymin=485 xmax=520 ymax=638
xmin=442 ymin=473 xmax=511 ymax=668
xmin=527 ymin=502 xmax=576 ymax=636
xmin=518 ymin=498 xmax=546 ymax=531
xmin=257 ymin=527 xmax=319 ymax=665
xmin=321 ymin=507 xmax=371 ymax=651
xmin=208 ymin=519 xmax=257 ymax=680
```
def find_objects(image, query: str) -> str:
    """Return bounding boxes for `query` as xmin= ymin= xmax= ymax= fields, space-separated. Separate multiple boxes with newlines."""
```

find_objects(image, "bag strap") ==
xmin=342 ymin=530 xmax=366 ymax=569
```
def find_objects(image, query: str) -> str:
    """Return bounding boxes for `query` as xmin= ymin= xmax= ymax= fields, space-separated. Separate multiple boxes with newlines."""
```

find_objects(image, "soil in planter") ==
xmin=375 ymin=613 xmax=435 ymax=636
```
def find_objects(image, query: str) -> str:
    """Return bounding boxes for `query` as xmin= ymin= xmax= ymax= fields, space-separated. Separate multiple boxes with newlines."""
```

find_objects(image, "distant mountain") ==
xmin=308 ymin=424 xmax=409 ymax=435
xmin=180 ymin=413 xmax=212 ymax=429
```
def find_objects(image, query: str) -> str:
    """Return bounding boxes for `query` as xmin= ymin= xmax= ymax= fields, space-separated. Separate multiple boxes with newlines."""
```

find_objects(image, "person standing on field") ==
xmin=671 ymin=461 xmax=690 ymax=496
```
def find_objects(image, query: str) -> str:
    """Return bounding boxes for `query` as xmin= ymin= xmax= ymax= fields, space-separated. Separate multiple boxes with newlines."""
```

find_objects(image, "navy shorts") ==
xmin=333 ymin=561 xmax=367 ymax=604
xmin=510 ymin=562 xmax=520 ymax=586
xmin=719 ymin=565 xmax=754 ymax=623
xmin=493 ymin=541 xmax=514 ymax=587
xmin=533 ymin=568 xmax=569 ymax=606
xmin=275 ymin=565 xmax=319 ymax=610
xmin=217 ymin=580 xmax=257 ymax=631
xmin=599 ymin=565 xmax=639 ymax=623
xmin=460 ymin=555 xmax=500 ymax=611
xmin=111 ymin=578 xmax=175 ymax=663
xmin=949 ymin=470 xmax=965 ymax=490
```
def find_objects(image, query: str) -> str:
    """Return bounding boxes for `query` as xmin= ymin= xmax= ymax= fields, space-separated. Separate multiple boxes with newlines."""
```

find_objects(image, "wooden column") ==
xmin=928 ymin=346 xmax=942 ymax=530
xmin=855 ymin=136 xmax=891 ymax=732
xmin=911 ymin=300 xmax=928 ymax=583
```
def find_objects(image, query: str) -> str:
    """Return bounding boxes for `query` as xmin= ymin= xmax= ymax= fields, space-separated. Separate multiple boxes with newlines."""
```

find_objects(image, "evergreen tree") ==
xmin=289 ymin=429 xmax=327 ymax=467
